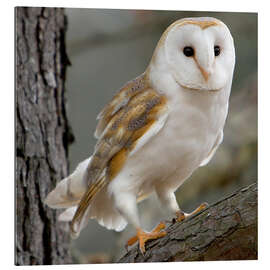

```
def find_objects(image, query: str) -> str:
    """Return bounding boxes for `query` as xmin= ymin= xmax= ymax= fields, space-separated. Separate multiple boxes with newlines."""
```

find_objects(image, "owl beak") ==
xmin=199 ymin=66 xmax=211 ymax=82
xmin=193 ymin=55 xmax=213 ymax=82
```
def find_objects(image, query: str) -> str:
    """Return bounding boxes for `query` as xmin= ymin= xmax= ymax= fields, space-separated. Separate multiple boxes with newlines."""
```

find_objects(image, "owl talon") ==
xmin=125 ymin=222 xmax=167 ymax=253
xmin=176 ymin=202 xmax=209 ymax=222
xmin=125 ymin=235 xmax=138 ymax=251
xmin=152 ymin=221 xmax=166 ymax=232
xmin=137 ymin=228 xmax=167 ymax=254
xmin=176 ymin=211 xmax=186 ymax=222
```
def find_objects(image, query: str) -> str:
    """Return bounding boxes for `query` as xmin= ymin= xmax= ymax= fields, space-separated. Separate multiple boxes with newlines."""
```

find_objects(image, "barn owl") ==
xmin=45 ymin=17 xmax=235 ymax=254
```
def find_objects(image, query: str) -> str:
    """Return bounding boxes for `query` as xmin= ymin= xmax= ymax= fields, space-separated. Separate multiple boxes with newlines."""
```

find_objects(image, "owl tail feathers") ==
xmin=44 ymin=177 xmax=80 ymax=209
xmin=58 ymin=206 xmax=77 ymax=222
xmin=44 ymin=157 xmax=91 ymax=209
xmin=52 ymin=177 xmax=128 ymax=237
xmin=70 ymin=176 xmax=108 ymax=238
xmin=69 ymin=206 xmax=92 ymax=239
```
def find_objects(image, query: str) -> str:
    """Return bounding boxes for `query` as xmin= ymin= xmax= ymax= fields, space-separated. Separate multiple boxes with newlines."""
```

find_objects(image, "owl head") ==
xmin=149 ymin=17 xmax=235 ymax=92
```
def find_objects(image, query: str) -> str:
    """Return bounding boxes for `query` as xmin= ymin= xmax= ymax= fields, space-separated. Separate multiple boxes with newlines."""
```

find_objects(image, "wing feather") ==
xmin=95 ymin=72 xmax=148 ymax=138
xmin=70 ymin=77 xmax=168 ymax=236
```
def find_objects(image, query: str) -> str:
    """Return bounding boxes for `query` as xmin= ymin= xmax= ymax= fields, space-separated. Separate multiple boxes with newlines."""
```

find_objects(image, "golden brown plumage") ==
xmin=95 ymin=73 xmax=149 ymax=138
xmin=70 ymin=72 xmax=168 ymax=235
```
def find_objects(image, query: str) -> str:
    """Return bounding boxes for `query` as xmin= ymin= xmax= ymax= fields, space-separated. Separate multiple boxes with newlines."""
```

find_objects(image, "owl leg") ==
xmin=176 ymin=202 xmax=209 ymax=222
xmin=113 ymin=191 xmax=166 ymax=253
xmin=156 ymin=188 xmax=180 ymax=214
xmin=156 ymin=187 xmax=208 ymax=222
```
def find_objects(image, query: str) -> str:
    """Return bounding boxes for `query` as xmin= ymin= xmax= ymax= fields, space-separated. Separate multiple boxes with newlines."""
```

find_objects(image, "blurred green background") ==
xmin=63 ymin=8 xmax=257 ymax=263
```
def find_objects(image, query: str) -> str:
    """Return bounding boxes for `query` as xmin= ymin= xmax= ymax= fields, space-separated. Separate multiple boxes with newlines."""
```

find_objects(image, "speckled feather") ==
xmin=95 ymin=73 xmax=149 ymax=138
xmin=71 ymin=74 xmax=168 ymax=234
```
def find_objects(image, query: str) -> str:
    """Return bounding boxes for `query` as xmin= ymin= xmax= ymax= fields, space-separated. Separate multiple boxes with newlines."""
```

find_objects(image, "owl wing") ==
xmin=70 ymin=73 xmax=169 ymax=237
xmin=95 ymin=72 xmax=148 ymax=139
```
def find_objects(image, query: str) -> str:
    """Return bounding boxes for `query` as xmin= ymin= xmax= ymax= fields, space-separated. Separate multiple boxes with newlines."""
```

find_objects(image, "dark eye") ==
xmin=214 ymin=45 xmax=221 ymax=56
xmin=183 ymin=46 xmax=194 ymax=57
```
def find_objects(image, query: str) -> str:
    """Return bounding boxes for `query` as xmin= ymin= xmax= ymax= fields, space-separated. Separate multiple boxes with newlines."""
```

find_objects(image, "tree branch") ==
xmin=119 ymin=183 xmax=257 ymax=262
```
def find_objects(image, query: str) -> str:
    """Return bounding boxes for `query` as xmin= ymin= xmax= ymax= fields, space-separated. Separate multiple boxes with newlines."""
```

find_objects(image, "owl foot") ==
xmin=125 ymin=222 xmax=167 ymax=253
xmin=176 ymin=202 xmax=209 ymax=222
xmin=137 ymin=226 xmax=167 ymax=254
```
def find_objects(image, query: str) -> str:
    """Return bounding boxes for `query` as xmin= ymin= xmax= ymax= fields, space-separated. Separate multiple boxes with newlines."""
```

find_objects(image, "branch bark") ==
xmin=16 ymin=7 xmax=73 ymax=265
xmin=119 ymin=183 xmax=257 ymax=262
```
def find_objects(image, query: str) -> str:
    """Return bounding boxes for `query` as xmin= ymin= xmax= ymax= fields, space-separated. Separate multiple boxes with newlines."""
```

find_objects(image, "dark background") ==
xmin=63 ymin=9 xmax=257 ymax=263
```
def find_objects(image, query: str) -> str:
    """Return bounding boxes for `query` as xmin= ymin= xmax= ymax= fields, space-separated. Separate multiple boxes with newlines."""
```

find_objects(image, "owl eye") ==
xmin=183 ymin=46 xmax=194 ymax=57
xmin=214 ymin=45 xmax=221 ymax=56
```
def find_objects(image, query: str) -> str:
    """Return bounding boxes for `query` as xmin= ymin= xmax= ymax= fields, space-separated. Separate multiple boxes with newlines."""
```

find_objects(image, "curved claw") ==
xmin=125 ymin=235 xmax=138 ymax=251
xmin=137 ymin=228 xmax=167 ymax=254
xmin=125 ymin=221 xmax=167 ymax=253
xmin=176 ymin=202 xmax=209 ymax=222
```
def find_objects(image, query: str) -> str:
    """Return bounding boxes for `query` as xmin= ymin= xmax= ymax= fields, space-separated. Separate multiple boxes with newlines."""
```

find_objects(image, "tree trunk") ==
xmin=16 ymin=7 xmax=73 ymax=265
xmin=119 ymin=183 xmax=257 ymax=262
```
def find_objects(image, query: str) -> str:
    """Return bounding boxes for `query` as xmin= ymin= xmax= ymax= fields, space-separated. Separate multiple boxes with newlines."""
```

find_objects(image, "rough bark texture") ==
xmin=119 ymin=183 xmax=257 ymax=262
xmin=16 ymin=7 xmax=73 ymax=265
